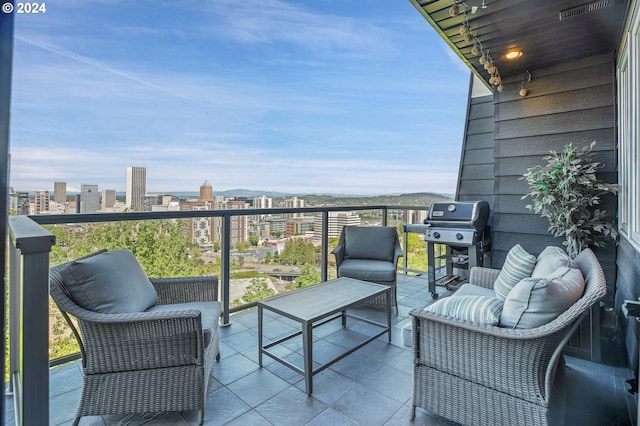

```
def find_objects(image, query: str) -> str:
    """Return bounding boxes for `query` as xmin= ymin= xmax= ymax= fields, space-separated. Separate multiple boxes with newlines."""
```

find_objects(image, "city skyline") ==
xmin=9 ymin=1 xmax=470 ymax=195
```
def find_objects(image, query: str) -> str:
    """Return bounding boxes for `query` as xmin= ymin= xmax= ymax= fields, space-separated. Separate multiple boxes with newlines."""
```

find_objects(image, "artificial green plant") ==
xmin=521 ymin=141 xmax=618 ymax=258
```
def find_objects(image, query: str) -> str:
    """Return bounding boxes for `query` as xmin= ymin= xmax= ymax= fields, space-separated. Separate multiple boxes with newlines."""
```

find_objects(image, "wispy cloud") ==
xmin=10 ymin=0 xmax=470 ymax=195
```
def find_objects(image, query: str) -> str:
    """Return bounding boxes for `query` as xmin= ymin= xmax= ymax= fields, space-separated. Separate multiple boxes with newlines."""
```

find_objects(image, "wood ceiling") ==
xmin=410 ymin=0 xmax=631 ymax=87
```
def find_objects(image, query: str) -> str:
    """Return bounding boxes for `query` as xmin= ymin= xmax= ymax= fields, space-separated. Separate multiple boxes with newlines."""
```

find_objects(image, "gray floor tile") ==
xmin=223 ymin=409 xmax=273 ymax=425
xmin=212 ymin=352 xmax=259 ymax=385
xmin=204 ymin=387 xmax=251 ymax=425
xmin=306 ymin=407 xmax=358 ymax=425
xmin=255 ymin=386 xmax=326 ymax=425
xmin=363 ymin=364 xmax=412 ymax=404
xmin=331 ymin=384 xmax=403 ymax=425
xmin=227 ymin=368 xmax=291 ymax=407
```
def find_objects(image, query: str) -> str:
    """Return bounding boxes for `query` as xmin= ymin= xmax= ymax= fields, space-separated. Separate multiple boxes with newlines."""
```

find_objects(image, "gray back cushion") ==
xmin=500 ymin=267 xmax=585 ymax=329
xmin=531 ymin=246 xmax=577 ymax=278
xmin=344 ymin=226 xmax=396 ymax=262
xmin=59 ymin=249 xmax=158 ymax=313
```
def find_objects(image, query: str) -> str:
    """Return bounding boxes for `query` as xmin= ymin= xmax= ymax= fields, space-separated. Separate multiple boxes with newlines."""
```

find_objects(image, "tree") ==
xmin=249 ymin=235 xmax=259 ymax=246
xmin=235 ymin=241 xmax=250 ymax=253
xmin=279 ymin=239 xmax=316 ymax=265
xmin=287 ymin=265 xmax=321 ymax=291
xmin=48 ymin=219 xmax=213 ymax=277
xmin=239 ymin=278 xmax=275 ymax=304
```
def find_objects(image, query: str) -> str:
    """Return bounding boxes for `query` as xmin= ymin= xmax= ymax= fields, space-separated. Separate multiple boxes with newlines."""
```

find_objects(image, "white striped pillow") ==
xmin=425 ymin=295 xmax=504 ymax=325
xmin=494 ymin=244 xmax=536 ymax=300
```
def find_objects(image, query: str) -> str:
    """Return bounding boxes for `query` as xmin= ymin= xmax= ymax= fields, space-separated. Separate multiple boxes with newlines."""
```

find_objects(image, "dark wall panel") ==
xmin=456 ymin=90 xmax=495 ymax=207
xmin=457 ymin=53 xmax=620 ymax=364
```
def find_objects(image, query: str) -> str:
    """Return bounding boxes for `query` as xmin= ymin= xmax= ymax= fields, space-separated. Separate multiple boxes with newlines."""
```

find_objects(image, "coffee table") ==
xmin=257 ymin=277 xmax=391 ymax=395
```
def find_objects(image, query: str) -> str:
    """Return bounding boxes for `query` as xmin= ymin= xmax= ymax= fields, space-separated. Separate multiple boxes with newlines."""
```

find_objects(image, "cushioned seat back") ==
xmin=344 ymin=226 xmax=397 ymax=262
xmin=57 ymin=249 xmax=158 ymax=314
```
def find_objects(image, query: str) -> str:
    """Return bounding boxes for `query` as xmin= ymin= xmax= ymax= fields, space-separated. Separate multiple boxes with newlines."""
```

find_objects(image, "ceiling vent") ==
xmin=559 ymin=0 xmax=611 ymax=20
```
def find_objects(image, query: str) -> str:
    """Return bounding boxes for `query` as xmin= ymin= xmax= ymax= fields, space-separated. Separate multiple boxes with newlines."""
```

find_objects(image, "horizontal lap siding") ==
xmin=491 ymin=53 xmax=618 ymax=310
xmin=457 ymin=93 xmax=495 ymax=205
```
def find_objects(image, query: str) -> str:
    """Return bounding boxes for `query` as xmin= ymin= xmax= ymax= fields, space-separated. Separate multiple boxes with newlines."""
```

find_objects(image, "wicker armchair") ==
xmin=332 ymin=225 xmax=403 ymax=313
xmin=410 ymin=248 xmax=606 ymax=426
xmin=49 ymin=250 xmax=221 ymax=425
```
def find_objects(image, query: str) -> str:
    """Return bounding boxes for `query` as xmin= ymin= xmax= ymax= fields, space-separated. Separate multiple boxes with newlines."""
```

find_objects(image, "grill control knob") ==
xmin=433 ymin=231 xmax=440 ymax=239
xmin=456 ymin=233 xmax=464 ymax=241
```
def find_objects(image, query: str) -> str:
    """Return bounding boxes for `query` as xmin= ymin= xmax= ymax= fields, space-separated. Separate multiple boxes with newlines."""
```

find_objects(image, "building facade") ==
xmin=313 ymin=211 xmax=361 ymax=241
xmin=125 ymin=166 xmax=146 ymax=211
xmin=34 ymin=190 xmax=50 ymax=214
xmin=101 ymin=189 xmax=116 ymax=210
xmin=80 ymin=184 xmax=99 ymax=214
xmin=53 ymin=181 xmax=66 ymax=204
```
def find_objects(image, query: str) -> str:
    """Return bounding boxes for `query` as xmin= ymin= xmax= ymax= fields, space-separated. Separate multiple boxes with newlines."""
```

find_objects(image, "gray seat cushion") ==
xmin=344 ymin=226 xmax=396 ymax=262
xmin=338 ymin=259 xmax=396 ymax=283
xmin=58 ymin=249 xmax=158 ymax=313
xmin=146 ymin=301 xmax=221 ymax=347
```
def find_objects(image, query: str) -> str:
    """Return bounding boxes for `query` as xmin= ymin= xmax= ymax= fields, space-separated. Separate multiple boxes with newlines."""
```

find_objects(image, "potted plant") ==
xmin=521 ymin=141 xmax=618 ymax=258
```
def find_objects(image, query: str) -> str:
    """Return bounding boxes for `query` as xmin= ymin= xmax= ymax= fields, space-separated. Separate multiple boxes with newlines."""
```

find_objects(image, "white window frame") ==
xmin=618 ymin=0 xmax=640 ymax=248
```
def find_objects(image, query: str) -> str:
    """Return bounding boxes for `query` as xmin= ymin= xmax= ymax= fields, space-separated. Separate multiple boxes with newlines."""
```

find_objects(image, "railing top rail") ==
xmin=29 ymin=205 xmax=429 ymax=225
xmin=8 ymin=215 xmax=56 ymax=254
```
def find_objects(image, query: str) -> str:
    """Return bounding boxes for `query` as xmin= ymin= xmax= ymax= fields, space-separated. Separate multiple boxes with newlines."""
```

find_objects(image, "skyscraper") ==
xmin=101 ymin=189 xmax=116 ymax=210
xmin=80 ymin=184 xmax=99 ymax=213
xmin=35 ymin=190 xmax=50 ymax=214
xmin=199 ymin=180 xmax=213 ymax=203
xmin=53 ymin=181 xmax=67 ymax=204
xmin=126 ymin=166 xmax=147 ymax=211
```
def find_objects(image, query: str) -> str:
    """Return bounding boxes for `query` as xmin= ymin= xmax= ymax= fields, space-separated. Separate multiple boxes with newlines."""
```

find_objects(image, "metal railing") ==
xmin=7 ymin=204 xmax=428 ymax=425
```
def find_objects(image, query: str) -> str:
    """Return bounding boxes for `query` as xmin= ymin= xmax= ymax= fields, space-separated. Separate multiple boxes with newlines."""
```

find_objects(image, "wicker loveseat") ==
xmin=410 ymin=247 xmax=606 ymax=426
xmin=49 ymin=249 xmax=221 ymax=425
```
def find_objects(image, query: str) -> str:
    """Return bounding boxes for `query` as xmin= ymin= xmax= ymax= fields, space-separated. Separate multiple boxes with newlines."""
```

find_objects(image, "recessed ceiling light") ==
xmin=504 ymin=49 xmax=523 ymax=60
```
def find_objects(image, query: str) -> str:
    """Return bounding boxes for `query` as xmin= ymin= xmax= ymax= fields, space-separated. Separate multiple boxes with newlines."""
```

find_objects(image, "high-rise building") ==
xmin=253 ymin=195 xmax=272 ymax=209
xmin=80 ymin=184 xmax=100 ymax=213
xmin=281 ymin=196 xmax=305 ymax=218
xmin=126 ymin=166 xmax=147 ymax=211
xmin=313 ymin=211 xmax=361 ymax=241
xmin=141 ymin=195 xmax=162 ymax=212
xmin=53 ymin=181 xmax=67 ymax=204
xmin=101 ymin=189 xmax=116 ymax=210
xmin=199 ymin=180 xmax=213 ymax=203
xmin=34 ymin=190 xmax=50 ymax=214
xmin=213 ymin=199 xmax=249 ymax=247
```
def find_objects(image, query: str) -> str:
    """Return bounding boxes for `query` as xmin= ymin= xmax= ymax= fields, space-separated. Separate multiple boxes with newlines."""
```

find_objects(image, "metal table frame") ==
xmin=257 ymin=277 xmax=391 ymax=395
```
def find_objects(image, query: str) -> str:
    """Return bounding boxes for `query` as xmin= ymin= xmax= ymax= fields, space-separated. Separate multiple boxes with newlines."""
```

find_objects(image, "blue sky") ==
xmin=9 ymin=0 xmax=470 ymax=195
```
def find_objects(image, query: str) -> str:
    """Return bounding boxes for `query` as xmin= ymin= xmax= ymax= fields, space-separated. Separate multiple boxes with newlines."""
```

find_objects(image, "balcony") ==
xmin=5 ymin=207 xmax=637 ymax=425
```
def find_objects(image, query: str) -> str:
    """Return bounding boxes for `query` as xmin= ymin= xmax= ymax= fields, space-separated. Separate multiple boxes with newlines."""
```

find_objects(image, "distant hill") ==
xmin=300 ymin=192 xmax=453 ymax=207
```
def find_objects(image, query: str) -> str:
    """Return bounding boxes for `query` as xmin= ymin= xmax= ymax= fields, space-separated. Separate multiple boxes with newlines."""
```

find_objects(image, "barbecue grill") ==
xmin=423 ymin=201 xmax=491 ymax=298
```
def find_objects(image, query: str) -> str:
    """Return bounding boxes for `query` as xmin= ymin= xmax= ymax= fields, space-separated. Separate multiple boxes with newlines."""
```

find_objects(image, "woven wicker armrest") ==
xmin=151 ymin=276 xmax=218 ymax=305
xmin=468 ymin=266 xmax=501 ymax=289
xmin=410 ymin=308 xmax=584 ymax=404
xmin=78 ymin=308 xmax=205 ymax=374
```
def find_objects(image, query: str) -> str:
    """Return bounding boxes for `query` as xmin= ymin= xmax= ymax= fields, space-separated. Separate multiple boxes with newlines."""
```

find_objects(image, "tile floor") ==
xmin=3 ymin=274 xmax=638 ymax=425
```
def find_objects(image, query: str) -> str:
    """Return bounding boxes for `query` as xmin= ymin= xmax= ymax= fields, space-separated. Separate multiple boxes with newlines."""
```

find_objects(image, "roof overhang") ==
xmin=409 ymin=0 xmax=631 ymax=89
